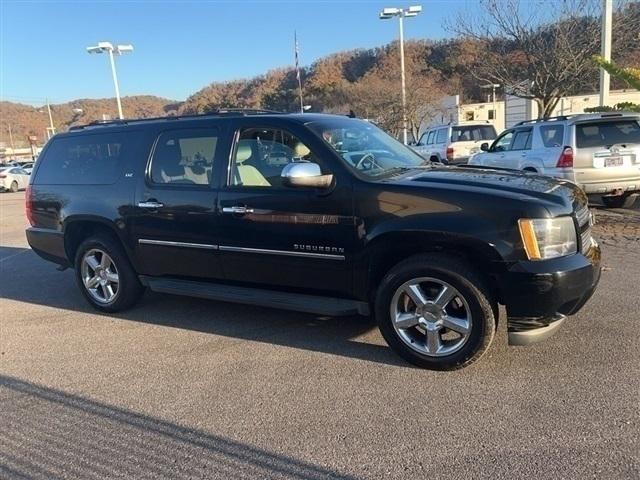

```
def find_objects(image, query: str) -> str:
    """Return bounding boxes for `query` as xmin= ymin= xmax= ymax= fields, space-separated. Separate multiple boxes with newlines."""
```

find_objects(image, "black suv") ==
xmin=26 ymin=111 xmax=601 ymax=369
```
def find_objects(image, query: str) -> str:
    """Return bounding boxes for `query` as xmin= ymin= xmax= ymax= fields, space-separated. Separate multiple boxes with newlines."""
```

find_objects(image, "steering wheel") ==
xmin=355 ymin=152 xmax=380 ymax=170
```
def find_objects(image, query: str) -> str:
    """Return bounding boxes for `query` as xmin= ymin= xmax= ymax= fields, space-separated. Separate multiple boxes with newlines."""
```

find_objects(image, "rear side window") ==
xmin=35 ymin=133 xmax=127 ymax=185
xmin=511 ymin=130 xmax=532 ymax=150
xmin=451 ymin=125 xmax=496 ymax=142
xmin=150 ymin=128 xmax=219 ymax=186
xmin=575 ymin=120 xmax=640 ymax=148
xmin=539 ymin=125 xmax=565 ymax=147
xmin=436 ymin=128 xmax=448 ymax=143
xmin=426 ymin=131 xmax=435 ymax=144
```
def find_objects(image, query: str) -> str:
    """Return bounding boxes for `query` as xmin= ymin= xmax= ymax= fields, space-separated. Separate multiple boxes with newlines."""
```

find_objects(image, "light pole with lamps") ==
xmin=480 ymin=83 xmax=500 ymax=125
xmin=86 ymin=42 xmax=134 ymax=120
xmin=379 ymin=5 xmax=422 ymax=145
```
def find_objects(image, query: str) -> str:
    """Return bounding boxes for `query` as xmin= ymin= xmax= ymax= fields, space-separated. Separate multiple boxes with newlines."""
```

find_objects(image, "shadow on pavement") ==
xmin=0 ymin=375 xmax=356 ymax=480
xmin=1 ymin=246 xmax=407 ymax=368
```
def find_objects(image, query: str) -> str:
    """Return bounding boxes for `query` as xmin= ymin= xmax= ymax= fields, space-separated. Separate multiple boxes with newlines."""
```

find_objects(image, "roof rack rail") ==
xmin=68 ymin=108 xmax=286 ymax=131
xmin=514 ymin=115 xmax=573 ymax=126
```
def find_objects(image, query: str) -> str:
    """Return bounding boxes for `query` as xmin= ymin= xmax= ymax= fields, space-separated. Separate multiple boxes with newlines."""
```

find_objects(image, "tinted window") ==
xmin=426 ymin=131 xmax=435 ymax=144
xmin=511 ymin=130 xmax=532 ymax=150
xmin=436 ymin=128 xmax=448 ymax=143
xmin=151 ymin=129 xmax=218 ymax=185
xmin=575 ymin=120 xmax=640 ymax=148
xmin=35 ymin=133 xmax=127 ymax=185
xmin=451 ymin=125 xmax=497 ymax=142
xmin=539 ymin=125 xmax=565 ymax=147
xmin=230 ymin=128 xmax=317 ymax=188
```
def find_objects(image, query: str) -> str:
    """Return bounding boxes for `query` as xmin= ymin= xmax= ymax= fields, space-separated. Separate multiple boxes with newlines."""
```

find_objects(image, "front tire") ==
xmin=74 ymin=235 xmax=144 ymax=312
xmin=375 ymin=253 xmax=496 ymax=370
xmin=10 ymin=181 xmax=18 ymax=192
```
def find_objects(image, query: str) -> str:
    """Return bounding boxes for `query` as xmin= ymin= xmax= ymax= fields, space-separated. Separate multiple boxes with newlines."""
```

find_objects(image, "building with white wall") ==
xmin=423 ymin=89 xmax=640 ymax=135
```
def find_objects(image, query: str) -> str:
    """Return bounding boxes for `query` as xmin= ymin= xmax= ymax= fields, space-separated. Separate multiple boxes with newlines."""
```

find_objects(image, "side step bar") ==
xmin=140 ymin=276 xmax=370 ymax=317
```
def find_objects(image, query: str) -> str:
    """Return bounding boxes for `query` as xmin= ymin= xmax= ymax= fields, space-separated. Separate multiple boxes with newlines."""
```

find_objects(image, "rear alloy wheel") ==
xmin=81 ymin=248 xmax=120 ymax=304
xmin=10 ymin=181 xmax=18 ymax=193
xmin=74 ymin=235 xmax=143 ymax=312
xmin=376 ymin=253 xmax=496 ymax=369
xmin=602 ymin=193 xmax=637 ymax=209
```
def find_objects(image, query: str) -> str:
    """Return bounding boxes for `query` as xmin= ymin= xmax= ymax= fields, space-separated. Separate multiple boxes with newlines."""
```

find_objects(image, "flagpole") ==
xmin=295 ymin=31 xmax=304 ymax=113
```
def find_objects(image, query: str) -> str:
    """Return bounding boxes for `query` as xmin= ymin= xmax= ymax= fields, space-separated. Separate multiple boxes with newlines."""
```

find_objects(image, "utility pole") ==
xmin=5 ymin=124 xmax=15 ymax=161
xmin=599 ymin=0 xmax=612 ymax=107
xmin=46 ymin=98 xmax=56 ymax=139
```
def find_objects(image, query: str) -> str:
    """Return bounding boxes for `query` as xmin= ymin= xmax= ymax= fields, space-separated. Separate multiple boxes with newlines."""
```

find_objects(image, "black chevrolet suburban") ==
xmin=26 ymin=111 xmax=601 ymax=369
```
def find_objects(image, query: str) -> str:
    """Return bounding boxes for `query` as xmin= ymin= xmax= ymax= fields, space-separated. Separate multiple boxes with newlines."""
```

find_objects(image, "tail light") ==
xmin=556 ymin=146 xmax=574 ymax=168
xmin=446 ymin=146 xmax=454 ymax=162
xmin=25 ymin=185 xmax=35 ymax=226
xmin=0 ymin=174 xmax=6 ymax=179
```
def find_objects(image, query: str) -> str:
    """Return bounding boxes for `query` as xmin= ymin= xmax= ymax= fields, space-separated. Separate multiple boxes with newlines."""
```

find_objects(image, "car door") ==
xmin=132 ymin=124 xmax=226 ymax=280
xmin=484 ymin=130 xmax=515 ymax=167
xmin=507 ymin=128 xmax=533 ymax=170
xmin=216 ymin=121 xmax=356 ymax=296
xmin=413 ymin=132 xmax=430 ymax=157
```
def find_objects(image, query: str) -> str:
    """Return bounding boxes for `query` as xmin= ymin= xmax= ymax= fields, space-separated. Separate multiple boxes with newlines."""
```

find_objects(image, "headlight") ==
xmin=518 ymin=217 xmax=577 ymax=260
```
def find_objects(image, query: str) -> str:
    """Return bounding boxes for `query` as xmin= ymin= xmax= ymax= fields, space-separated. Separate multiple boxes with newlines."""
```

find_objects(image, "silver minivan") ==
xmin=469 ymin=113 xmax=640 ymax=207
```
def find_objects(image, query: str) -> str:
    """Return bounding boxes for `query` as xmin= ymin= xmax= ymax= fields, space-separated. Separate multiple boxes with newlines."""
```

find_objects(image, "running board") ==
xmin=140 ymin=276 xmax=369 ymax=316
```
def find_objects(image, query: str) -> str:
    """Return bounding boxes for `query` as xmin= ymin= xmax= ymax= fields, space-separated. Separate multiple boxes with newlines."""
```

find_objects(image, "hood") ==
xmin=388 ymin=166 xmax=587 ymax=211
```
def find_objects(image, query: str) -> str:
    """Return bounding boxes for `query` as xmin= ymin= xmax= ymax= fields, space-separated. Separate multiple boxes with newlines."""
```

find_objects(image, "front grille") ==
xmin=575 ymin=205 xmax=592 ymax=252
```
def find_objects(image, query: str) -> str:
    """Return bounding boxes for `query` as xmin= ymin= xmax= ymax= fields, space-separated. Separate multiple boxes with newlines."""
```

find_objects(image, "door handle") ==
xmin=138 ymin=201 xmax=164 ymax=209
xmin=222 ymin=206 xmax=254 ymax=215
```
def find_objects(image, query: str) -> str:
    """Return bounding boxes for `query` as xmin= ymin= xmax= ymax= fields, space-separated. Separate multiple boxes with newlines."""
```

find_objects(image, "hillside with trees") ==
xmin=2 ymin=0 xmax=638 ymax=146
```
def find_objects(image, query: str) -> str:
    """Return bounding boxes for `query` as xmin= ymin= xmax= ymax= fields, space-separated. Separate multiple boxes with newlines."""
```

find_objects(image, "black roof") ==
xmin=67 ymin=110 xmax=353 ymax=132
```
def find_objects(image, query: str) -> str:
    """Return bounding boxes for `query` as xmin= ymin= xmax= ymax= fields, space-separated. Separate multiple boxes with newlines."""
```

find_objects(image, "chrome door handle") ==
xmin=138 ymin=201 xmax=164 ymax=209
xmin=222 ymin=206 xmax=254 ymax=214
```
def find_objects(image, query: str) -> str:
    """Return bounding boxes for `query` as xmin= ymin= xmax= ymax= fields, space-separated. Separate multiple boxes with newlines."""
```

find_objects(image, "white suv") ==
xmin=411 ymin=122 xmax=497 ymax=164
xmin=469 ymin=113 xmax=640 ymax=208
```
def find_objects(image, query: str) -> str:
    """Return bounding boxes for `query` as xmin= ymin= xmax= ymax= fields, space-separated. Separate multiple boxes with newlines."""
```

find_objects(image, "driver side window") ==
xmin=229 ymin=128 xmax=318 ymax=188
xmin=491 ymin=131 xmax=514 ymax=152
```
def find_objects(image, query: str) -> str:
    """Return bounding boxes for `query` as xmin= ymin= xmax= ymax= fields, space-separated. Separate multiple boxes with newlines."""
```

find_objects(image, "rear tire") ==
xmin=602 ymin=193 xmax=637 ymax=209
xmin=375 ymin=253 xmax=496 ymax=370
xmin=74 ymin=234 xmax=144 ymax=312
xmin=10 ymin=181 xmax=18 ymax=193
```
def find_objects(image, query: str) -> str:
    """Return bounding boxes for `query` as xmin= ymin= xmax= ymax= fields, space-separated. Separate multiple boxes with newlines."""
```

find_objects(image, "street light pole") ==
xmin=87 ymin=42 xmax=133 ymax=120
xmin=599 ymin=0 xmax=612 ymax=107
xmin=398 ymin=14 xmax=407 ymax=145
xmin=107 ymin=49 xmax=124 ymax=120
xmin=380 ymin=5 xmax=422 ymax=145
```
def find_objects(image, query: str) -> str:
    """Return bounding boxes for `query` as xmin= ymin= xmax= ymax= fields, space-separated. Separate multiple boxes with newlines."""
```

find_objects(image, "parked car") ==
xmin=411 ymin=122 xmax=497 ymax=164
xmin=468 ymin=113 xmax=640 ymax=208
xmin=0 ymin=166 xmax=30 ymax=192
xmin=26 ymin=111 xmax=600 ymax=370
xmin=18 ymin=162 xmax=34 ymax=174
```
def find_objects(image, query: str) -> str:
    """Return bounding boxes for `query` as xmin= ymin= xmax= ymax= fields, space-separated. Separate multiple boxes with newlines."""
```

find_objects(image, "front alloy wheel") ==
xmin=390 ymin=277 xmax=471 ymax=357
xmin=376 ymin=253 xmax=496 ymax=369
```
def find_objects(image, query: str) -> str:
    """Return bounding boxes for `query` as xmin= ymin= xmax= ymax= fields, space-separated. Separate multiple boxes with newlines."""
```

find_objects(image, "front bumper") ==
xmin=496 ymin=244 xmax=601 ymax=345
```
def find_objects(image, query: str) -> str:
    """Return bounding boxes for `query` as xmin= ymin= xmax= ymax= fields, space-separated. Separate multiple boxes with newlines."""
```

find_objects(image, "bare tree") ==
xmin=448 ymin=0 xmax=639 ymax=118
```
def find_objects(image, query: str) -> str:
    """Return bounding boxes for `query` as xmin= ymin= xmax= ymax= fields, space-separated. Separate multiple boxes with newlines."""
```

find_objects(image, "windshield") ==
xmin=451 ymin=125 xmax=497 ymax=142
xmin=307 ymin=118 xmax=429 ymax=178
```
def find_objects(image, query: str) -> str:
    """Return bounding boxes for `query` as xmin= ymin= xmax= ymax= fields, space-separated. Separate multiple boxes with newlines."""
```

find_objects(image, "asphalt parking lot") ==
xmin=1 ymin=191 xmax=638 ymax=479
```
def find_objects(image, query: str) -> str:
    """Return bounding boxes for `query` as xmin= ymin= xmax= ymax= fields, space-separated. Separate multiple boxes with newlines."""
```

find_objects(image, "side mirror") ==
xmin=480 ymin=143 xmax=489 ymax=151
xmin=281 ymin=162 xmax=333 ymax=189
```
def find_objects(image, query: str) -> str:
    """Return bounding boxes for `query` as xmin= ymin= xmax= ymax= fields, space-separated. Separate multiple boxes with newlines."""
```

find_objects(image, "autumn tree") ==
xmin=448 ymin=0 xmax=640 ymax=118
